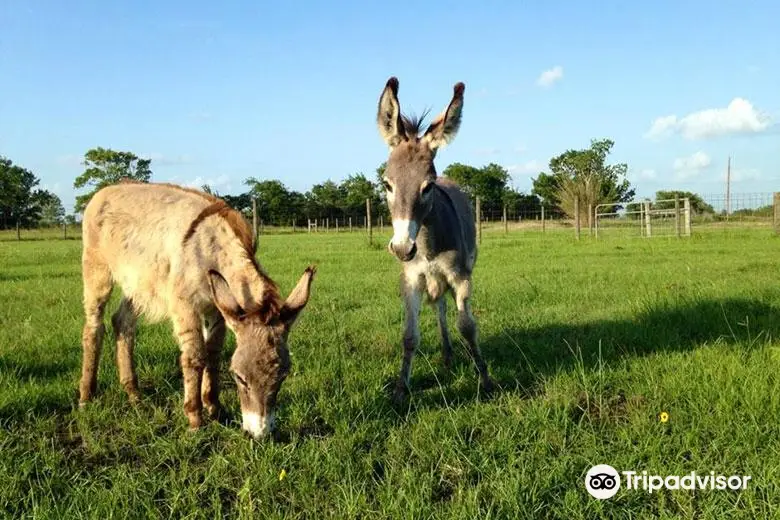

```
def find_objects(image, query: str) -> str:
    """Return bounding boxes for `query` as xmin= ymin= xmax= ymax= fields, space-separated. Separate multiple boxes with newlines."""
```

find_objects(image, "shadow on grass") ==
xmin=402 ymin=297 xmax=780 ymax=411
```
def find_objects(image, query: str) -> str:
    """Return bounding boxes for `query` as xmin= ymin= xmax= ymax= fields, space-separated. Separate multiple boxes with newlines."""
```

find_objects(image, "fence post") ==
xmin=541 ymin=204 xmax=545 ymax=233
xmin=503 ymin=205 xmax=508 ymax=234
xmin=674 ymin=196 xmax=681 ymax=238
xmin=380 ymin=215 xmax=383 ymax=232
xmin=349 ymin=217 xmax=353 ymax=232
xmin=366 ymin=198 xmax=373 ymax=245
xmin=574 ymin=197 xmax=581 ymax=240
xmin=63 ymin=221 xmax=67 ymax=239
xmin=588 ymin=204 xmax=593 ymax=236
xmin=252 ymin=197 xmax=258 ymax=241
xmin=594 ymin=205 xmax=599 ymax=239
xmin=644 ymin=201 xmax=652 ymax=237
xmin=774 ymin=193 xmax=780 ymax=235
xmin=16 ymin=220 xmax=20 ymax=241
xmin=476 ymin=196 xmax=482 ymax=245
xmin=684 ymin=198 xmax=691 ymax=236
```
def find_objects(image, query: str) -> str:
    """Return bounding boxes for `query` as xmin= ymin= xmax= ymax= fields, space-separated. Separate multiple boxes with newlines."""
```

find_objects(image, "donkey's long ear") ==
xmin=377 ymin=77 xmax=406 ymax=148
xmin=422 ymin=82 xmax=465 ymax=151
xmin=208 ymin=270 xmax=245 ymax=321
xmin=279 ymin=265 xmax=317 ymax=329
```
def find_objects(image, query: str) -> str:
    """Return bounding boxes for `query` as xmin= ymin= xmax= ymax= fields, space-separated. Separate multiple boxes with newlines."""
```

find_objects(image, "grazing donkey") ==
xmin=375 ymin=77 xmax=494 ymax=403
xmin=78 ymin=181 xmax=316 ymax=438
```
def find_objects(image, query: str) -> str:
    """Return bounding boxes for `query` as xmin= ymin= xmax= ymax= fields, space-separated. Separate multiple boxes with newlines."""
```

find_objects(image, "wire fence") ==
xmin=2 ymin=192 xmax=778 ymax=242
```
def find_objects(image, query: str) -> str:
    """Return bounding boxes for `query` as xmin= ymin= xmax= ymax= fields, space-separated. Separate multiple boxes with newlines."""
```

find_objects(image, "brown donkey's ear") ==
xmin=208 ymin=270 xmax=245 ymax=320
xmin=422 ymin=82 xmax=465 ymax=151
xmin=279 ymin=265 xmax=317 ymax=329
xmin=376 ymin=77 xmax=406 ymax=148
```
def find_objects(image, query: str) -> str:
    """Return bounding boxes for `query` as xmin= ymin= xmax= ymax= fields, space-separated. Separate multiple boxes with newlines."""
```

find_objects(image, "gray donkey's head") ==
xmin=376 ymin=77 xmax=465 ymax=262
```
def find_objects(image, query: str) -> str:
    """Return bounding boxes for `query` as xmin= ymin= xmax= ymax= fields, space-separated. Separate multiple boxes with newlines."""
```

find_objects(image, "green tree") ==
xmin=531 ymin=138 xmax=634 ymax=220
xmin=73 ymin=147 xmax=152 ymax=213
xmin=0 ymin=156 xmax=43 ymax=229
xmin=654 ymin=190 xmax=714 ymax=215
xmin=244 ymin=178 xmax=295 ymax=226
xmin=341 ymin=173 xmax=380 ymax=215
xmin=35 ymin=191 xmax=66 ymax=227
xmin=307 ymin=180 xmax=345 ymax=218
xmin=442 ymin=162 xmax=511 ymax=214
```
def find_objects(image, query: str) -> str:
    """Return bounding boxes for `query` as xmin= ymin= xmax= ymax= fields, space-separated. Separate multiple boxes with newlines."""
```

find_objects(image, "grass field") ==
xmin=2 ymin=228 xmax=780 ymax=518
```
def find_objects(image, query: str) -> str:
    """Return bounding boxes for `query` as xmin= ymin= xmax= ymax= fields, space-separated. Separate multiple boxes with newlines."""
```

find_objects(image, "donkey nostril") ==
xmin=404 ymin=242 xmax=418 ymax=261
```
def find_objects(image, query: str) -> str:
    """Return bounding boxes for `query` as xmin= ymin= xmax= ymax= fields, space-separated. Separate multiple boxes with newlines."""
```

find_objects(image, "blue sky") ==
xmin=2 ymin=0 xmax=779 ymax=213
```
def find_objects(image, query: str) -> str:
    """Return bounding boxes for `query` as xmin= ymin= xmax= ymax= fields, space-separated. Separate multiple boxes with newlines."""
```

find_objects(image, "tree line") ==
xmin=1 ymin=137 xmax=731 ymax=231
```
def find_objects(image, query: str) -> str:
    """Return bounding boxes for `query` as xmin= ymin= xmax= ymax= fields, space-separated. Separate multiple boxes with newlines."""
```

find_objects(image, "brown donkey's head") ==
xmin=376 ymin=77 xmax=465 ymax=262
xmin=208 ymin=266 xmax=316 ymax=439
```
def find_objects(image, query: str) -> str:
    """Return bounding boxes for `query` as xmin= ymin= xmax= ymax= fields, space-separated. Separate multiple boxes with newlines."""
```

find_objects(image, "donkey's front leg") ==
xmin=173 ymin=310 xmax=207 ymax=430
xmin=394 ymin=276 xmax=422 ymax=404
xmin=201 ymin=311 xmax=226 ymax=420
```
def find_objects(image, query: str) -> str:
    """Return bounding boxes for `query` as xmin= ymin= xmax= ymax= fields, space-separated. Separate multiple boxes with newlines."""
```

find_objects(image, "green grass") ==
xmin=2 ymin=228 xmax=780 ymax=519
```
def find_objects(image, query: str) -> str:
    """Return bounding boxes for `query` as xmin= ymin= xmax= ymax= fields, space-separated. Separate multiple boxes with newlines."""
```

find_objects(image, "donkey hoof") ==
xmin=204 ymin=403 xmax=223 ymax=421
xmin=392 ymin=385 xmax=409 ymax=406
xmin=481 ymin=377 xmax=496 ymax=395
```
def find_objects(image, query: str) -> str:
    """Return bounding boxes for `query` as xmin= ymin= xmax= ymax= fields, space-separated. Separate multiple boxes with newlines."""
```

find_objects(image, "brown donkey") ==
xmin=78 ymin=181 xmax=316 ymax=438
xmin=376 ymin=77 xmax=494 ymax=403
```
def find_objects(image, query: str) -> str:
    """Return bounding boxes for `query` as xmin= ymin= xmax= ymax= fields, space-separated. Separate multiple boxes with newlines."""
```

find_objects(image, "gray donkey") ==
xmin=376 ymin=77 xmax=494 ymax=403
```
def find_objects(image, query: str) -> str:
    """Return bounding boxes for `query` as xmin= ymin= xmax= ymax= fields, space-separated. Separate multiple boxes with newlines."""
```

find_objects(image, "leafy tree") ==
xmin=502 ymin=188 xmax=541 ymax=215
xmin=222 ymin=192 xmax=253 ymax=217
xmin=341 ymin=173 xmax=381 ymax=215
xmin=0 ymin=156 xmax=43 ymax=229
xmin=654 ymin=190 xmax=714 ymax=215
xmin=73 ymin=147 xmax=152 ymax=213
xmin=531 ymin=138 xmax=634 ymax=220
xmin=35 ymin=191 xmax=66 ymax=227
xmin=307 ymin=180 xmax=345 ymax=218
xmin=442 ymin=162 xmax=512 ymax=213
xmin=244 ymin=178 xmax=295 ymax=226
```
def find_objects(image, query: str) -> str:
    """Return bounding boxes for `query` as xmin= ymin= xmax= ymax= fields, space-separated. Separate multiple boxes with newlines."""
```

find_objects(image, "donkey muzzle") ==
xmin=390 ymin=240 xmax=417 ymax=262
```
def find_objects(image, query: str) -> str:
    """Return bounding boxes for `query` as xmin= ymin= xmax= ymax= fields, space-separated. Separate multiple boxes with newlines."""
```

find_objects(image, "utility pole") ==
xmin=725 ymin=156 xmax=731 ymax=219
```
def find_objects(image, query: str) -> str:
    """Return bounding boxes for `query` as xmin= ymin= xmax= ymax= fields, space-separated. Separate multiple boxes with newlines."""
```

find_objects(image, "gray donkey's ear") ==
xmin=377 ymin=77 xmax=406 ymax=148
xmin=422 ymin=82 xmax=465 ymax=151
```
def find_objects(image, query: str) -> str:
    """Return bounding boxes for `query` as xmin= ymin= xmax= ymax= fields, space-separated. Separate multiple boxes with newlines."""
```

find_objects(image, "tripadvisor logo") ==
xmin=585 ymin=465 xmax=751 ymax=499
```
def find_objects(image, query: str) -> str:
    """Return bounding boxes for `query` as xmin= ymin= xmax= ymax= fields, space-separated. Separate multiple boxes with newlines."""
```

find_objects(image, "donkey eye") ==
xmin=421 ymin=182 xmax=434 ymax=195
xmin=232 ymin=372 xmax=248 ymax=387
xmin=382 ymin=180 xmax=392 ymax=192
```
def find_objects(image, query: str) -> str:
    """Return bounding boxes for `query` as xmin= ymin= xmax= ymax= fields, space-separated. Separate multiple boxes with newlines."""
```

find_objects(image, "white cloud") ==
xmin=507 ymin=159 xmax=544 ymax=175
xmin=644 ymin=98 xmax=771 ymax=140
xmin=673 ymin=151 xmax=711 ymax=179
xmin=637 ymin=169 xmax=657 ymax=180
xmin=536 ymin=66 xmax=563 ymax=88
xmin=183 ymin=174 xmax=232 ymax=192
xmin=514 ymin=143 xmax=528 ymax=153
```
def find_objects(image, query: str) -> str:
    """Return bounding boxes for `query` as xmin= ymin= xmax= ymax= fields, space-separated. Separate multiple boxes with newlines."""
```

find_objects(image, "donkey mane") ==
xmin=400 ymin=108 xmax=432 ymax=138
xmin=180 ymin=196 xmax=280 ymax=312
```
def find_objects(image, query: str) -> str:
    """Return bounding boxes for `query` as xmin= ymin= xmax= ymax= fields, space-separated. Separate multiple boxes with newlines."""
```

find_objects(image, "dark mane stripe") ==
xmin=401 ymin=108 xmax=432 ymax=137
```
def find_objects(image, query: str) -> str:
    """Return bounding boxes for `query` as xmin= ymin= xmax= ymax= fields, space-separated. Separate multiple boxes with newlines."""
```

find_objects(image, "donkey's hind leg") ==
xmin=452 ymin=278 xmax=494 ymax=394
xmin=79 ymin=252 xmax=114 ymax=406
xmin=111 ymin=297 xmax=140 ymax=403
xmin=435 ymin=297 xmax=454 ymax=370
